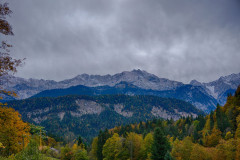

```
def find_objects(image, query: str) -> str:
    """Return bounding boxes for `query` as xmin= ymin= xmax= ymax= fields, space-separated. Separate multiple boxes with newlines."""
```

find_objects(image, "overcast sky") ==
xmin=3 ymin=0 xmax=240 ymax=83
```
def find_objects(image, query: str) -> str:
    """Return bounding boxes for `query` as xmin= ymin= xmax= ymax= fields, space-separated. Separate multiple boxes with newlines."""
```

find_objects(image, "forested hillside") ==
xmin=32 ymin=81 xmax=218 ymax=113
xmin=7 ymin=95 xmax=202 ymax=142
xmin=86 ymin=85 xmax=240 ymax=160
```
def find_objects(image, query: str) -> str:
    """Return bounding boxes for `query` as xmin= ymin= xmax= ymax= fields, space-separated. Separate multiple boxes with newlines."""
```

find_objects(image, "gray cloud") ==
xmin=5 ymin=0 xmax=240 ymax=83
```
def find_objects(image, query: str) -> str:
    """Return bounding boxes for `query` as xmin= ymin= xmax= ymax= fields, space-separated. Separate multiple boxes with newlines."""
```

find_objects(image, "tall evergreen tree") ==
xmin=78 ymin=136 xmax=83 ymax=146
xmin=96 ymin=129 xmax=110 ymax=160
xmin=216 ymin=104 xmax=230 ymax=133
xmin=210 ymin=111 xmax=214 ymax=131
xmin=151 ymin=127 xmax=170 ymax=160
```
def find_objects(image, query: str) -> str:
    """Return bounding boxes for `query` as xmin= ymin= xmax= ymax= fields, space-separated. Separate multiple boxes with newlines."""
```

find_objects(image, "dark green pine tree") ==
xmin=193 ymin=129 xmax=199 ymax=142
xmin=139 ymin=121 xmax=145 ymax=134
xmin=216 ymin=104 xmax=230 ymax=133
xmin=209 ymin=111 xmax=214 ymax=131
xmin=96 ymin=129 xmax=111 ymax=160
xmin=77 ymin=136 xmax=83 ymax=146
xmin=164 ymin=151 xmax=173 ymax=160
xmin=151 ymin=127 xmax=171 ymax=160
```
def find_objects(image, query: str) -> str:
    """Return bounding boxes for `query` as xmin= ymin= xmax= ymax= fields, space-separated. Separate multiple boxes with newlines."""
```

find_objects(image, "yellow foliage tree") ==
xmin=204 ymin=128 xmax=222 ymax=147
xmin=235 ymin=115 xmax=240 ymax=138
xmin=190 ymin=144 xmax=211 ymax=160
xmin=140 ymin=133 xmax=153 ymax=160
xmin=215 ymin=139 xmax=236 ymax=160
xmin=126 ymin=132 xmax=143 ymax=160
xmin=72 ymin=143 xmax=78 ymax=153
xmin=236 ymin=138 xmax=240 ymax=160
xmin=0 ymin=107 xmax=30 ymax=156
xmin=89 ymin=137 xmax=98 ymax=160
xmin=171 ymin=137 xmax=193 ymax=160
xmin=171 ymin=138 xmax=182 ymax=160
xmin=102 ymin=133 xmax=122 ymax=160
xmin=225 ymin=131 xmax=233 ymax=140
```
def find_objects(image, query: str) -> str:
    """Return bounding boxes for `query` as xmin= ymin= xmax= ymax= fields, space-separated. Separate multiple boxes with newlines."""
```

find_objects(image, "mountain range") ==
xmin=1 ymin=69 xmax=240 ymax=113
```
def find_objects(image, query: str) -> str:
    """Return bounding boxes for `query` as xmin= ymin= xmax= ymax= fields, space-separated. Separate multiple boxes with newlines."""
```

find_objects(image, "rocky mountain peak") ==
xmin=190 ymin=80 xmax=202 ymax=86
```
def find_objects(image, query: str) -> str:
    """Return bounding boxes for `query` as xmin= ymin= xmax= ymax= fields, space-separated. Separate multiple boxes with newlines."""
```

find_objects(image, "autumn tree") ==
xmin=190 ymin=144 xmax=209 ymax=160
xmin=0 ymin=106 xmax=30 ymax=156
xmin=140 ymin=133 xmax=153 ymax=160
xmin=0 ymin=3 xmax=28 ymax=155
xmin=204 ymin=128 xmax=222 ymax=147
xmin=102 ymin=133 xmax=122 ymax=160
xmin=89 ymin=137 xmax=98 ymax=160
xmin=215 ymin=139 xmax=236 ymax=160
xmin=171 ymin=137 xmax=193 ymax=160
xmin=0 ymin=1 xmax=24 ymax=141
xmin=126 ymin=132 xmax=143 ymax=160
xmin=236 ymin=138 xmax=240 ymax=160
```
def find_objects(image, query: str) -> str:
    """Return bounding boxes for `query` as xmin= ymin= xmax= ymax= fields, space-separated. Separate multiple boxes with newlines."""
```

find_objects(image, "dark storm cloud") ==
xmin=5 ymin=0 xmax=240 ymax=83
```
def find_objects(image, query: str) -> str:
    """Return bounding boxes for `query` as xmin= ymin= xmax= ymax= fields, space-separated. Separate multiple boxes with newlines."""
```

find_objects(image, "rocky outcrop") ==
xmin=151 ymin=106 xmax=197 ymax=121
xmin=114 ymin=104 xmax=133 ymax=117
xmin=70 ymin=99 xmax=104 ymax=117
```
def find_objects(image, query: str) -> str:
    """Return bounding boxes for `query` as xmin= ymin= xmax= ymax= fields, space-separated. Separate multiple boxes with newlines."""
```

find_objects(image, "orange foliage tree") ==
xmin=0 ymin=3 xmax=29 ymax=156
xmin=0 ymin=107 xmax=30 ymax=156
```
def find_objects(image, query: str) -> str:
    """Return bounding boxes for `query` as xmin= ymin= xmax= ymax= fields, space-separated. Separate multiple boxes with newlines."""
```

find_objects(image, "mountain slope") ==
xmin=2 ymin=70 xmax=240 ymax=112
xmin=32 ymin=82 xmax=217 ymax=113
xmin=1 ymin=69 xmax=183 ymax=99
xmin=7 ymin=95 xmax=202 ymax=141
xmin=190 ymin=72 xmax=240 ymax=105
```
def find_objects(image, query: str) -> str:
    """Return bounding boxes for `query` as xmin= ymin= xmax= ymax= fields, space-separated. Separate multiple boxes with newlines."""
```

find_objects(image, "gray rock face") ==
xmin=114 ymin=104 xmax=133 ymax=117
xmin=72 ymin=99 xmax=104 ymax=117
xmin=151 ymin=107 xmax=197 ymax=121
xmin=190 ymin=73 xmax=240 ymax=106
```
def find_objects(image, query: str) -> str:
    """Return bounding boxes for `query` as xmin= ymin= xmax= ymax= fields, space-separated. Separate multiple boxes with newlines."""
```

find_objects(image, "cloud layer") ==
xmin=6 ymin=0 xmax=240 ymax=83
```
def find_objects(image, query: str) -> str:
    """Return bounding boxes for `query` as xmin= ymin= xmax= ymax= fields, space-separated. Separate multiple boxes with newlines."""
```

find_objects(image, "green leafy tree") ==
xmin=61 ymin=145 xmax=73 ymax=160
xmin=74 ymin=149 xmax=89 ymax=160
xmin=15 ymin=139 xmax=42 ymax=160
